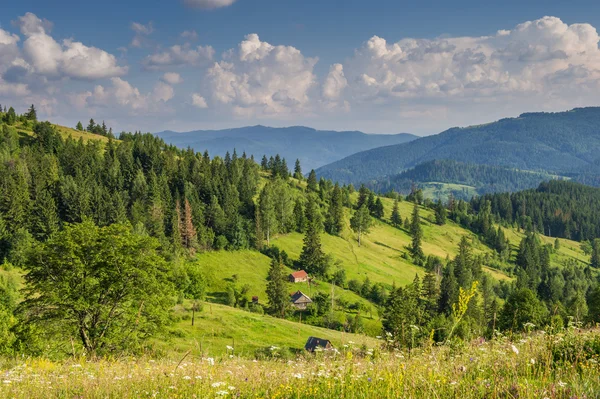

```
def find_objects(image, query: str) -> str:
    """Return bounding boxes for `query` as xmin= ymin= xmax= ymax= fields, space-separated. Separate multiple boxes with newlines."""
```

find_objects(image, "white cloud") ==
xmin=191 ymin=93 xmax=208 ymax=108
xmin=322 ymin=63 xmax=347 ymax=100
xmin=14 ymin=12 xmax=127 ymax=80
xmin=342 ymin=16 xmax=600 ymax=104
xmin=181 ymin=30 xmax=199 ymax=40
xmin=131 ymin=21 xmax=153 ymax=36
xmin=161 ymin=72 xmax=183 ymax=84
xmin=130 ymin=21 xmax=153 ymax=47
xmin=204 ymin=33 xmax=318 ymax=118
xmin=143 ymin=44 xmax=214 ymax=69
xmin=183 ymin=0 xmax=237 ymax=10
xmin=73 ymin=78 xmax=174 ymax=115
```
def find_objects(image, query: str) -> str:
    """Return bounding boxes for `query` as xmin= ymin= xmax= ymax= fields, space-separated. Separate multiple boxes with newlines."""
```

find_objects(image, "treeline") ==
xmin=368 ymin=159 xmax=558 ymax=198
xmin=471 ymin=181 xmax=600 ymax=241
xmin=381 ymin=232 xmax=599 ymax=349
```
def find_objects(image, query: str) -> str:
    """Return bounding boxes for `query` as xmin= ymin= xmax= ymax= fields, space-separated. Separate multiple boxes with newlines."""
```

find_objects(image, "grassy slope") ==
xmin=158 ymin=302 xmax=378 ymax=357
xmin=14 ymin=121 xmax=111 ymax=143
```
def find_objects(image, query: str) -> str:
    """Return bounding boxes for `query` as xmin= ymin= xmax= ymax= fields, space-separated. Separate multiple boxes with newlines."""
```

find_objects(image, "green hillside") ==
xmin=158 ymin=302 xmax=377 ymax=357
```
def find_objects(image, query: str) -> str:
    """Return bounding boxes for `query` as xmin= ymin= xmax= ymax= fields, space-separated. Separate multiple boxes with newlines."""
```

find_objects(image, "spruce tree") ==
xmin=87 ymin=119 xmax=96 ymax=132
xmin=266 ymin=256 xmax=288 ymax=317
xmin=390 ymin=198 xmax=402 ymax=227
xmin=438 ymin=262 xmax=458 ymax=315
xmin=26 ymin=104 xmax=37 ymax=121
xmin=326 ymin=184 xmax=344 ymax=235
xmin=409 ymin=203 xmax=424 ymax=263
xmin=434 ymin=199 xmax=447 ymax=225
xmin=298 ymin=198 xmax=328 ymax=276
xmin=306 ymin=170 xmax=318 ymax=192
xmin=356 ymin=185 xmax=369 ymax=209
xmin=76 ymin=121 xmax=84 ymax=131
xmin=5 ymin=107 xmax=16 ymax=125
xmin=293 ymin=198 xmax=306 ymax=233
xmin=373 ymin=197 xmax=384 ymax=219
xmin=294 ymin=159 xmax=303 ymax=180
xmin=350 ymin=204 xmax=372 ymax=246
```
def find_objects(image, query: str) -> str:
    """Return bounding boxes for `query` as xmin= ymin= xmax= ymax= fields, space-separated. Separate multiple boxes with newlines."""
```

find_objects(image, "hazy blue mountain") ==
xmin=316 ymin=107 xmax=600 ymax=185
xmin=156 ymin=125 xmax=417 ymax=171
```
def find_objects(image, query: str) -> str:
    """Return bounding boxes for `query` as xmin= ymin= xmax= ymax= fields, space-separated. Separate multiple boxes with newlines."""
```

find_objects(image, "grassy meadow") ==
xmin=1 ymin=328 xmax=598 ymax=398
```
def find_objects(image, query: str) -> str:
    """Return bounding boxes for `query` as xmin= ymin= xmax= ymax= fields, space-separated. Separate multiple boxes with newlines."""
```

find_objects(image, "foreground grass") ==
xmin=1 ymin=329 xmax=599 ymax=398
xmin=156 ymin=302 xmax=378 ymax=357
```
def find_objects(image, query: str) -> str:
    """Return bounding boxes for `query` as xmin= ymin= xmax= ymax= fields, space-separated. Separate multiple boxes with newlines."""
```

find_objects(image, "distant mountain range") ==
xmin=155 ymin=125 xmax=417 ymax=171
xmin=316 ymin=107 xmax=600 ymax=187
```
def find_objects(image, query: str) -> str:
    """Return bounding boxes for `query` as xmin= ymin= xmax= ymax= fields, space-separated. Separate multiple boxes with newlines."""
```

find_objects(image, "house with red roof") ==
xmin=288 ymin=270 xmax=308 ymax=283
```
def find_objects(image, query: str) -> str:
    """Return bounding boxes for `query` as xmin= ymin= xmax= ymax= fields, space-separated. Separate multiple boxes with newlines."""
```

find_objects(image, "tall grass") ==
xmin=1 ymin=328 xmax=598 ymax=398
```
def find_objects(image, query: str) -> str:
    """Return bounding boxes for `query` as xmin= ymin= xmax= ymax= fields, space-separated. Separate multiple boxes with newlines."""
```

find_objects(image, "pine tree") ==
xmin=5 ymin=107 xmax=16 ymax=125
xmin=261 ymin=155 xmax=268 ymax=170
xmin=293 ymin=198 xmax=306 ymax=233
xmin=421 ymin=272 xmax=440 ymax=318
xmin=87 ymin=119 xmax=96 ymax=132
xmin=306 ymin=170 xmax=318 ymax=192
xmin=298 ymin=201 xmax=328 ymax=276
xmin=26 ymin=104 xmax=37 ymax=121
xmin=76 ymin=121 xmax=84 ymax=131
xmin=266 ymin=257 xmax=288 ymax=318
xmin=356 ymin=185 xmax=369 ymax=209
xmin=326 ymin=184 xmax=344 ymax=235
xmin=373 ymin=197 xmax=384 ymax=219
xmin=409 ymin=203 xmax=424 ymax=263
xmin=350 ymin=204 xmax=372 ymax=246
xmin=294 ymin=159 xmax=303 ymax=180
xmin=390 ymin=198 xmax=402 ymax=227
xmin=434 ymin=199 xmax=447 ymax=225
xmin=438 ymin=262 xmax=458 ymax=315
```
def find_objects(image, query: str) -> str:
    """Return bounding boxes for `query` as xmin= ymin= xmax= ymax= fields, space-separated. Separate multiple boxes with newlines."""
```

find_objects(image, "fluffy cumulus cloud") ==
xmin=143 ymin=44 xmax=215 ymax=69
xmin=72 ymin=78 xmax=175 ymax=115
xmin=14 ymin=12 xmax=127 ymax=80
xmin=183 ymin=0 xmax=237 ymax=10
xmin=204 ymin=33 xmax=318 ymax=118
xmin=191 ymin=93 xmax=208 ymax=108
xmin=343 ymin=16 xmax=600 ymax=105
xmin=161 ymin=72 xmax=183 ymax=84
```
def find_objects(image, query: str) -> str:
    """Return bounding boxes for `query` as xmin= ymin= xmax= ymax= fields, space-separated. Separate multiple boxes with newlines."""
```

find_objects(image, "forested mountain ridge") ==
xmin=156 ymin=125 xmax=417 ymax=171
xmin=368 ymin=159 xmax=562 ymax=199
xmin=316 ymin=107 xmax=600 ymax=185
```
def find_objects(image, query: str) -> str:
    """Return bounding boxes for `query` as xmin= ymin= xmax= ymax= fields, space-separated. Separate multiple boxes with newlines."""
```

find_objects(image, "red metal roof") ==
xmin=290 ymin=270 xmax=308 ymax=278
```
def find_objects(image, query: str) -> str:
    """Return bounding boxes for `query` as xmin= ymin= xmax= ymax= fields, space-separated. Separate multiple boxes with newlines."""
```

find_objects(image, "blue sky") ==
xmin=1 ymin=0 xmax=600 ymax=134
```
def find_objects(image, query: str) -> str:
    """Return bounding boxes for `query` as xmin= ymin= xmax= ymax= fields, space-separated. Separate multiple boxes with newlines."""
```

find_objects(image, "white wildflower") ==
xmin=530 ymin=358 xmax=535 ymax=365
xmin=226 ymin=345 xmax=234 ymax=351
xmin=558 ymin=381 xmax=567 ymax=388
xmin=215 ymin=391 xmax=229 ymax=396
xmin=183 ymin=376 xmax=191 ymax=380
xmin=206 ymin=357 xmax=215 ymax=366
xmin=293 ymin=373 xmax=303 ymax=379
xmin=228 ymin=386 xmax=236 ymax=390
xmin=212 ymin=382 xmax=226 ymax=388
xmin=511 ymin=345 xmax=519 ymax=355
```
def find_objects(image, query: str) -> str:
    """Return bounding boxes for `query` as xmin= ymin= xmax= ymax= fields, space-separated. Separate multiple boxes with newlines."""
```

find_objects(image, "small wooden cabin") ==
xmin=304 ymin=337 xmax=333 ymax=352
xmin=290 ymin=290 xmax=312 ymax=310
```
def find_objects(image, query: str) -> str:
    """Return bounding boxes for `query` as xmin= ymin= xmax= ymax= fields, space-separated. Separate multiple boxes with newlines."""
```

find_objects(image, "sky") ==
xmin=1 ymin=0 xmax=600 ymax=135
